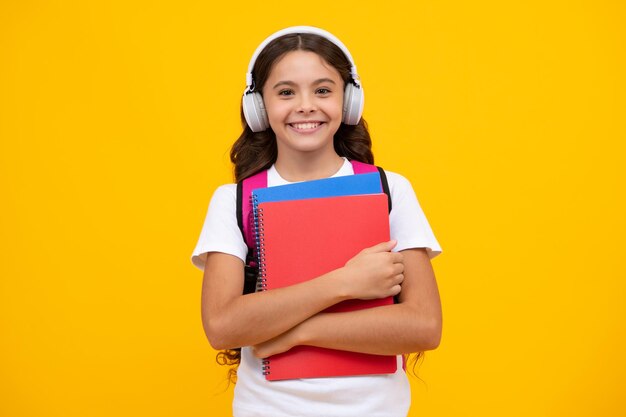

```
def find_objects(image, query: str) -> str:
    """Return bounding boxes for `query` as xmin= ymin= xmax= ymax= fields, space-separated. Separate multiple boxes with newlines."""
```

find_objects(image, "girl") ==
xmin=192 ymin=26 xmax=442 ymax=417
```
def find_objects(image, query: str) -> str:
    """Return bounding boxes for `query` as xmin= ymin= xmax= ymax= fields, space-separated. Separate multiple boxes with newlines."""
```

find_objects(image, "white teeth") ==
xmin=291 ymin=122 xmax=320 ymax=130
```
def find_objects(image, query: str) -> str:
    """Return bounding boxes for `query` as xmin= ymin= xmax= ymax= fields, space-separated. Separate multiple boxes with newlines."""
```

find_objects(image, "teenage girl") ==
xmin=192 ymin=26 xmax=442 ymax=417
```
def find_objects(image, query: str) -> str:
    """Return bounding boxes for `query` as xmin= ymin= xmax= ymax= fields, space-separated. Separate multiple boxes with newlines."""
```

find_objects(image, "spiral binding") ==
xmin=251 ymin=193 xmax=271 ymax=376
xmin=251 ymin=194 xmax=267 ymax=292
xmin=261 ymin=359 xmax=271 ymax=376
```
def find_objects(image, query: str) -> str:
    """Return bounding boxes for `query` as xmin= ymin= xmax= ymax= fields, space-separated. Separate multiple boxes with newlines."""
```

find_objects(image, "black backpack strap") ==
xmin=375 ymin=166 xmax=398 ymax=303
xmin=236 ymin=180 xmax=244 ymax=237
xmin=242 ymin=258 xmax=258 ymax=295
xmin=376 ymin=166 xmax=392 ymax=212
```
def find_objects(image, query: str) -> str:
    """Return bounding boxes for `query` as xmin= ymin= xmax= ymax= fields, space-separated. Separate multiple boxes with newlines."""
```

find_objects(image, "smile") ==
xmin=289 ymin=122 xmax=323 ymax=131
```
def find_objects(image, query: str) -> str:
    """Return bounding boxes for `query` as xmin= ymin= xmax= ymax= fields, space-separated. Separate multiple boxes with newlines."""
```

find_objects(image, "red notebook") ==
xmin=255 ymin=193 xmax=397 ymax=381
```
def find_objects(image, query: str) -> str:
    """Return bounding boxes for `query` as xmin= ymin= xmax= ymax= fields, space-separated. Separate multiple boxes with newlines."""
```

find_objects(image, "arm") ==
xmin=201 ymin=240 xmax=405 ymax=350
xmin=252 ymin=247 xmax=442 ymax=357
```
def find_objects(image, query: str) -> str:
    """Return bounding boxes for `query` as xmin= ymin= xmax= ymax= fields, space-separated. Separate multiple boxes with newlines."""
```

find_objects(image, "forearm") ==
xmin=252 ymin=248 xmax=442 ymax=358
xmin=204 ymin=267 xmax=349 ymax=350
xmin=203 ymin=243 xmax=404 ymax=351
xmin=297 ymin=303 xmax=442 ymax=355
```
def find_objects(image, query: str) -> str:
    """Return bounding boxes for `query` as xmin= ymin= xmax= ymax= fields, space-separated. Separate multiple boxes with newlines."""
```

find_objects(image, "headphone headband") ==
xmin=244 ymin=26 xmax=360 ymax=92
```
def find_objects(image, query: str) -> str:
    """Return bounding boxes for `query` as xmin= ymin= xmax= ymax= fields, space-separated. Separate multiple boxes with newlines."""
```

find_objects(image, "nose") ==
xmin=297 ymin=93 xmax=317 ymax=114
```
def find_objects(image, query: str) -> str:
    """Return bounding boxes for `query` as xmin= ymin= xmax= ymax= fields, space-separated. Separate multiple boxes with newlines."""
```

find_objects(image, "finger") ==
xmin=389 ymin=284 xmax=402 ymax=297
xmin=389 ymin=252 xmax=404 ymax=265
xmin=362 ymin=240 xmax=397 ymax=254
xmin=387 ymin=258 xmax=404 ymax=275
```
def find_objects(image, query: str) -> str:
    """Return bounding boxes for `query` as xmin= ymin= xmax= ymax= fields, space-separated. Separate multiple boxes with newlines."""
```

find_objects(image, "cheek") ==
xmin=328 ymin=97 xmax=344 ymax=120
xmin=264 ymin=99 xmax=289 ymax=120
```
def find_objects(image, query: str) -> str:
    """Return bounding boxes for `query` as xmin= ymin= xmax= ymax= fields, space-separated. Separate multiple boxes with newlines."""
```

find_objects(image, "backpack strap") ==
xmin=237 ymin=170 xmax=267 ymax=250
xmin=350 ymin=161 xmax=397 ymax=305
xmin=351 ymin=160 xmax=392 ymax=212
xmin=237 ymin=171 xmax=267 ymax=295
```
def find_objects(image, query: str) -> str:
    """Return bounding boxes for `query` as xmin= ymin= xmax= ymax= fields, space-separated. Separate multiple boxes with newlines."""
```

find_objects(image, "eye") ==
xmin=278 ymin=89 xmax=294 ymax=96
xmin=316 ymin=88 xmax=331 ymax=95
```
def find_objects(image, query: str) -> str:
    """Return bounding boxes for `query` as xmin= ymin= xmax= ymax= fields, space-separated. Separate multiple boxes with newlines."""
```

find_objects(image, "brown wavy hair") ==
xmin=220 ymin=32 xmax=422 ymax=384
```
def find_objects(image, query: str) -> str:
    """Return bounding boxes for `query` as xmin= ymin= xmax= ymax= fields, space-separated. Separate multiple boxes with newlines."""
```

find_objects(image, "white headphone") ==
xmin=242 ymin=26 xmax=365 ymax=133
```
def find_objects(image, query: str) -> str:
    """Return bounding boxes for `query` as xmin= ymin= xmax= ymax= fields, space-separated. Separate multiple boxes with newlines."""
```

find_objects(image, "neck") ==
xmin=274 ymin=151 xmax=345 ymax=182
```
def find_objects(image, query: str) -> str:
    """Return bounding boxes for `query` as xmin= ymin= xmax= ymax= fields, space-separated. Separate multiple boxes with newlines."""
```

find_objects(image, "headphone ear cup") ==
xmin=242 ymin=91 xmax=269 ymax=132
xmin=342 ymin=83 xmax=364 ymax=125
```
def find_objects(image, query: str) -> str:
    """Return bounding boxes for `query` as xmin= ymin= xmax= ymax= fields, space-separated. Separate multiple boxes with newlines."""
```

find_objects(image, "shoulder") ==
xmin=191 ymin=183 xmax=246 ymax=270
xmin=382 ymin=169 xmax=410 ymax=185
xmin=205 ymin=183 xmax=240 ymax=226
xmin=208 ymin=183 xmax=237 ymax=209
xmin=381 ymin=169 xmax=415 ymax=199
xmin=381 ymin=169 xmax=442 ymax=257
xmin=212 ymin=183 xmax=237 ymax=198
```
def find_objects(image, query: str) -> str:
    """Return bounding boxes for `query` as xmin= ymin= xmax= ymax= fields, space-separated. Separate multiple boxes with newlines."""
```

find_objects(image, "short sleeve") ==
xmin=386 ymin=171 xmax=442 ymax=258
xmin=191 ymin=184 xmax=248 ymax=270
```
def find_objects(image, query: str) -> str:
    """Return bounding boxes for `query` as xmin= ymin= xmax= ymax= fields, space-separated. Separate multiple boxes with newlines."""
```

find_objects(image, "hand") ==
xmin=252 ymin=325 xmax=301 ymax=358
xmin=341 ymin=240 xmax=405 ymax=300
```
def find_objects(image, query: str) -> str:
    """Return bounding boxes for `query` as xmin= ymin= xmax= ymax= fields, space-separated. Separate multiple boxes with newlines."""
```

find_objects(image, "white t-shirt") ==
xmin=192 ymin=158 xmax=441 ymax=417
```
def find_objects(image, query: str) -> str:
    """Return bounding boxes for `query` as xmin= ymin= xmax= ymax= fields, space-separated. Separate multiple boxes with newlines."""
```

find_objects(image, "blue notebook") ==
xmin=251 ymin=172 xmax=383 ymax=205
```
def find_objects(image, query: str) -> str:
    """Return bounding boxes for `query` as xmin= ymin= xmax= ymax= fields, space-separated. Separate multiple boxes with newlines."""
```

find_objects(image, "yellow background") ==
xmin=1 ymin=1 xmax=624 ymax=416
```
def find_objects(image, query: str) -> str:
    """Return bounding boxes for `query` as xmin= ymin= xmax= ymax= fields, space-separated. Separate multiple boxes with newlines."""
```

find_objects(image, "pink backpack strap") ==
xmin=351 ymin=160 xmax=392 ymax=212
xmin=238 ymin=170 xmax=267 ymax=250
xmin=350 ymin=159 xmax=379 ymax=174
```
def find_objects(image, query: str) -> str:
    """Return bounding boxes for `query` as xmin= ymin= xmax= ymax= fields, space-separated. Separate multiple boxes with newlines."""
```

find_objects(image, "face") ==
xmin=261 ymin=50 xmax=344 ymax=159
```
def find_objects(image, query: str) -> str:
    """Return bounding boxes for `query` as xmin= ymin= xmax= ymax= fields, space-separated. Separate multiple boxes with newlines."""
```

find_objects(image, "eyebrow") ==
xmin=271 ymin=78 xmax=337 ymax=89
